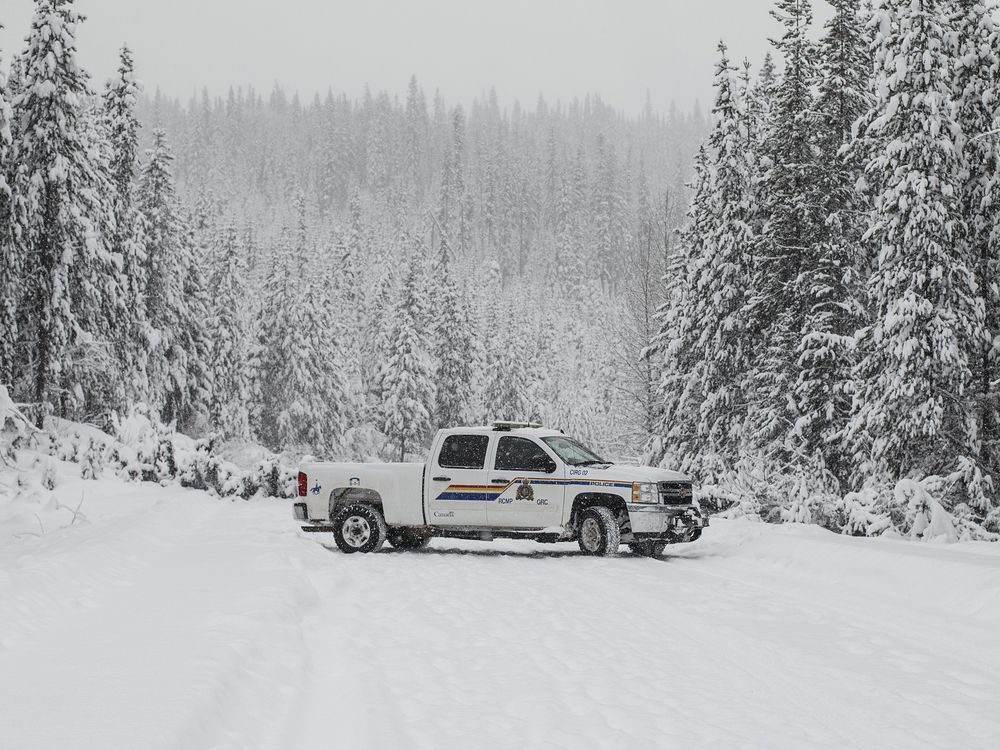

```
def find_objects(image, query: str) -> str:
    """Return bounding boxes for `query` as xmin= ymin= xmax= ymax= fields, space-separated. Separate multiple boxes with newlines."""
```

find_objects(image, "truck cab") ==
xmin=295 ymin=422 xmax=707 ymax=557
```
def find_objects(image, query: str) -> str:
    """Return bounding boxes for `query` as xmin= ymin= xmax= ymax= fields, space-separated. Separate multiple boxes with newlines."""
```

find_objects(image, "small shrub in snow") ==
xmin=896 ymin=479 xmax=958 ymax=544
xmin=80 ymin=439 xmax=103 ymax=480
xmin=40 ymin=459 xmax=58 ymax=491
xmin=841 ymin=488 xmax=892 ymax=538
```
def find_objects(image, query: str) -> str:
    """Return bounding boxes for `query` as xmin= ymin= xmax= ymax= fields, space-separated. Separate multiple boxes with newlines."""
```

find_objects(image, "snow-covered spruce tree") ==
xmin=176 ymin=229 xmax=213 ymax=434
xmin=793 ymin=0 xmax=872 ymax=484
xmin=257 ymin=198 xmax=346 ymax=456
xmin=746 ymin=0 xmax=822 ymax=467
xmin=594 ymin=134 xmax=628 ymax=295
xmin=436 ymin=106 xmax=471 ymax=256
xmin=950 ymin=0 xmax=1000 ymax=522
xmin=0 ymin=31 xmax=15 ymax=390
xmin=9 ymin=0 xmax=124 ymax=425
xmin=481 ymin=301 xmax=534 ymax=423
xmin=432 ymin=238 xmax=477 ymax=429
xmin=137 ymin=129 xmax=200 ymax=427
xmin=618 ymin=165 xmax=668 ymax=453
xmin=253 ymin=235 xmax=297 ymax=450
xmin=208 ymin=225 xmax=252 ymax=440
xmin=404 ymin=75 xmax=430 ymax=206
xmin=380 ymin=248 xmax=437 ymax=461
xmin=649 ymin=44 xmax=755 ymax=477
xmin=102 ymin=45 xmax=149 ymax=402
xmin=848 ymin=0 xmax=981 ymax=495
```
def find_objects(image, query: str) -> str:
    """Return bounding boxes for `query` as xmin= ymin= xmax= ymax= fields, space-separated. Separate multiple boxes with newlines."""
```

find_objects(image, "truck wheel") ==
xmin=577 ymin=506 xmax=620 ymax=556
xmin=332 ymin=504 xmax=387 ymax=554
xmin=387 ymin=530 xmax=431 ymax=550
xmin=629 ymin=540 xmax=668 ymax=557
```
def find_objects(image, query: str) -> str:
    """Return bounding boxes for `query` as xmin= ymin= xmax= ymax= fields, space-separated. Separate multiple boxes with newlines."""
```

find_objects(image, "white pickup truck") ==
xmin=294 ymin=422 xmax=707 ymax=556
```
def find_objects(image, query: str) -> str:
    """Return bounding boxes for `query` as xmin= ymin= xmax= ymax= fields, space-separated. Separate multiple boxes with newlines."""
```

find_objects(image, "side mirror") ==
xmin=542 ymin=458 xmax=557 ymax=474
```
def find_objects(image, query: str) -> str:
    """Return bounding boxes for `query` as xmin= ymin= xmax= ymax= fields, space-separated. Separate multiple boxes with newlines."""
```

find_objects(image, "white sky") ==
xmin=0 ymin=0 xmax=832 ymax=114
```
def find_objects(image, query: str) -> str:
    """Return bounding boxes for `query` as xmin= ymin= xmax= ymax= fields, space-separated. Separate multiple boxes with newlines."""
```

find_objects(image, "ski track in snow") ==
xmin=1 ymin=476 xmax=999 ymax=750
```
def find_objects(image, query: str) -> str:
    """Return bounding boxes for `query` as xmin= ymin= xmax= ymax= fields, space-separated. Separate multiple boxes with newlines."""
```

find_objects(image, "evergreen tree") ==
xmin=432 ymin=240 xmax=477 ymax=429
xmin=652 ymin=43 xmax=756 ymax=473
xmin=9 ymin=0 xmax=123 ymax=424
xmin=482 ymin=302 xmax=533 ymax=423
xmin=619 ymin=170 xmax=667 ymax=453
xmin=848 ymin=0 xmax=980 ymax=487
xmin=380 ymin=249 xmax=436 ymax=461
xmin=793 ymin=0 xmax=872 ymax=480
xmin=256 ymin=203 xmax=346 ymax=455
xmin=209 ymin=225 xmax=252 ymax=439
xmin=254 ymin=236 xmax=297 ymax=449
xmin=102 ymin=45 xmax=148 ymax=401
xmin=950 ymin=0 xmax=1000 ymax=518
xmin=137 ymin=129 xmax=203 ymax=427
xmin=747 ymin=0 xmax=821 ymax=456
xmin=594 ymin=134 xmax=628 ymax=294
xmin=0 ymin=31 xmax=15 ymax=388
xmin=646 ymin=146 xmax=712 ymax=469
xmin=176 ymin=230 xmax=213 ymax=434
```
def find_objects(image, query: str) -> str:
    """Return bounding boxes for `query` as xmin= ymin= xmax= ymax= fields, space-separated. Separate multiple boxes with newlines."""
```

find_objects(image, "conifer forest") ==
xmin=2 ymin=0 xmax=999 ymax=540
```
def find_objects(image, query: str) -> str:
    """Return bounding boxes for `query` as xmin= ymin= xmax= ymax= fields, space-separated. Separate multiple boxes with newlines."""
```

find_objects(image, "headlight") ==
xmin=631 ymin=482 xmax=658 ymax=504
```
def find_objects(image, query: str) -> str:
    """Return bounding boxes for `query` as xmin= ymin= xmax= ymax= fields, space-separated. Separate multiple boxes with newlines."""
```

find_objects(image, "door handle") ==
xmin=432 ymin=476 xmax=451 ymax=482
xmin=491 ymin=478 xmax=509 ymax=484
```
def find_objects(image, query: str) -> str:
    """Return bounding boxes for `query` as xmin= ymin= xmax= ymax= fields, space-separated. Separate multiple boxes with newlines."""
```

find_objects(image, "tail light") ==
xmin=297 ymin=471 xmax=308 ymax=497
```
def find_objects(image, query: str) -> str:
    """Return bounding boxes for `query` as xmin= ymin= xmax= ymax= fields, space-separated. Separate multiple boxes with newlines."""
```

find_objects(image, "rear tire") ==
xmin=577 ymin=506 xmax=620 ymax=556
xmin=332 ymin=504 xmax=387 ymax=554
xmin=629 ymin=540 xmax=668 ymax=557
xmin=387 ymin=529 xmax=431 ymax=550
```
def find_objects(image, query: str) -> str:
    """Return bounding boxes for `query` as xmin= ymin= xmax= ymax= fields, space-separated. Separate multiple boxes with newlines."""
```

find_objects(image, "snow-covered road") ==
xmin=2 ymin=477 xmax=999 ymax=750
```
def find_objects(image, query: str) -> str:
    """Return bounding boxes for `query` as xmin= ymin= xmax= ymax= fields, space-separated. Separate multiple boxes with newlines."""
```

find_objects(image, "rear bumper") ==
xmin=627 ymin=504 xmax=708 ymax=539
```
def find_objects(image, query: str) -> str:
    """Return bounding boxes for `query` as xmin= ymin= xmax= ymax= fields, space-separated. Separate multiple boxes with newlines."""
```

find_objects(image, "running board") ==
xmin=301 ymin=525 xmax=332 ymax=533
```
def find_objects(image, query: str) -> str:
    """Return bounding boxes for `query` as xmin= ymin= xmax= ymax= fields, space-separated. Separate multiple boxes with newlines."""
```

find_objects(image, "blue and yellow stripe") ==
xmin=436 ymin=477 xmax=632 ymax=502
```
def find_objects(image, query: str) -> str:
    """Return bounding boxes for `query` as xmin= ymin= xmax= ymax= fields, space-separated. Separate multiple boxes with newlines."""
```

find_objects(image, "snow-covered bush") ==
xmin=16 ymin=403 xmax=299 ymax=501
xmin=841 ymin=488 xmax=892 ymax=538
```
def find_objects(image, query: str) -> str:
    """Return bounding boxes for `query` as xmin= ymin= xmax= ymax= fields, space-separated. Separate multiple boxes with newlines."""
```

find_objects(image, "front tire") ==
xmin=332 ymin=504 xmax=387 ymax=554
xmin=577 ymin=506 xmax=620 ymax=556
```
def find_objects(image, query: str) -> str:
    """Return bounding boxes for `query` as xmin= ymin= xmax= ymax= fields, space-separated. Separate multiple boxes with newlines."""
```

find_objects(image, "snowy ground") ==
xmin=2 ymin=465 xmax=999 ymax=749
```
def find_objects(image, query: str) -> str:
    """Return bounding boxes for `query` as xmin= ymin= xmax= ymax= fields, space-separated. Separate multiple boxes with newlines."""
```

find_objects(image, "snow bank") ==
xmin=695 ymin=449 xmax=998 ymax=543
xmin=1 ymin=395 xmax=297 ymax=546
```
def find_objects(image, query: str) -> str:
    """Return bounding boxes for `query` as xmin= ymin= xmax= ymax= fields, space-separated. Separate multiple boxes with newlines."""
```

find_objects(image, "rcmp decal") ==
xmin=515 ymin=479 xmax=534 ymax=502
xmin=310 ymin=482 xmax=322 ymax=495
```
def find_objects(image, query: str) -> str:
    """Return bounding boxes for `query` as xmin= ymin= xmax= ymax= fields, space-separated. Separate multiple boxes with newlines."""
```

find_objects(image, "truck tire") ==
xmin=387 ymin=529 xmax=431 ymax=550
xmin=577 ymin=506 xmax=620 ymax=556
xmin=629 ymin=540 xmax=668 ymax=557
xmin=332 ymin=504 xmax=387 ymax=554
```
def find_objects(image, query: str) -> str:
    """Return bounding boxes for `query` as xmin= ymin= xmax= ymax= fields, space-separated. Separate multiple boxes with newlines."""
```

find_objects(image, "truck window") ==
xmin=494 ymin=437 xmax=554 ymax=473
xmin=438 ymin=434 xmax=490 ymax=469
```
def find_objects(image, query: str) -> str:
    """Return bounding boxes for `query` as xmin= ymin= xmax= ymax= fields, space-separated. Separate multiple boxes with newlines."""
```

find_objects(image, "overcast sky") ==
xmin=1 ymin=0 xmax=832 ymax=114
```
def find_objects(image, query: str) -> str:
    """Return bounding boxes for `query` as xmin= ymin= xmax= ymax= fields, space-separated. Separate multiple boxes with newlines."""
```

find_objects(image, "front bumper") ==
xmin=626 ymin=504 xmax=708 ymax=540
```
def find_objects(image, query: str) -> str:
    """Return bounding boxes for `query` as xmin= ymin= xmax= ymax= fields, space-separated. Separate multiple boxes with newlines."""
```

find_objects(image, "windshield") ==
xmin=542 ymin=436 xmax=608 ymax=466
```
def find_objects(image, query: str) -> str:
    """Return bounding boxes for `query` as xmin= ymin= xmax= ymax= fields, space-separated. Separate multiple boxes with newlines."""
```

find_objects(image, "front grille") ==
xmin=658 ymin=481 xmax=693 ymax=506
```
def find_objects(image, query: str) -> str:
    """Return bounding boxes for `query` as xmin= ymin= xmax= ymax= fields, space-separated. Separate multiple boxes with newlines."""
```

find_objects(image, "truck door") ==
xmin=486 ymin=436 xmax=565 ymax=529
xmin=426 ymin=433 xmax=492 ymax=526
